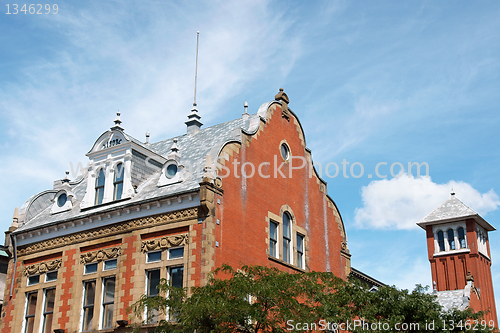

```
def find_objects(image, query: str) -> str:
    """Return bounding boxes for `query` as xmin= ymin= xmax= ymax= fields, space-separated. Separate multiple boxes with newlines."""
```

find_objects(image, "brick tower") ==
xmin=418 ymin=193 xmax=497 ymax=326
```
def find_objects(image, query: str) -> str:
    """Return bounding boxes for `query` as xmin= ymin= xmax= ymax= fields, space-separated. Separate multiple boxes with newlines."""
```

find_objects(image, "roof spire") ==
xmin=63 ymin=170 xmax=70 ymax=183
xmin=111 ymin=111 xmax=124 ymax=131
xmin=242 ymin=100 xmax=249 ymax=120
xmin=186 ymin=32 xmax=203 ymax=134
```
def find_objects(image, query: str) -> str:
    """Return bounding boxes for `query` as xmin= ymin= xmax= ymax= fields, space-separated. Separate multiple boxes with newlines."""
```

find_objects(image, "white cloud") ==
xmin=354 ymin=176 xmax=500 ymax=230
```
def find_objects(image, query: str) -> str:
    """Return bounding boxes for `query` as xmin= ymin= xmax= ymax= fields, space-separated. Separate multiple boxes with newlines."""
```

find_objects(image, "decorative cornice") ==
xmin=80 ymin=246 xmax=121 ymax=264
xmin=18 ymin=208 xmax=198 ymax=256
xmin=141 ymin=234 xmax=188 ymax=253
xmin=24 ymin=258 xmax=62 ymax=276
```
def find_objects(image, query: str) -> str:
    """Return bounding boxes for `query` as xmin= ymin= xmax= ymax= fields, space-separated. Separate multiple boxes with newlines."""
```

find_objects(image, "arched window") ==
xmin=437 ymin=231 xmax=445 ymax=252
xmin=283 ymin=212 xmax=291 ymax=263
xmin=447 ymin=229 xmax=455 ymax=250
xmin=113 ymin=163 xmax=124 ymax=200
xmin=458 ymin=227 xmax=466 ymax=249
xmin=95 ymin=169 xmax=105 ymax=205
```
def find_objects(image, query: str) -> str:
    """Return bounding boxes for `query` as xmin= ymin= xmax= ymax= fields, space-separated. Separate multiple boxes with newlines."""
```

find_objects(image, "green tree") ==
xmin=130 ymin=265 xmax=497 ymax=333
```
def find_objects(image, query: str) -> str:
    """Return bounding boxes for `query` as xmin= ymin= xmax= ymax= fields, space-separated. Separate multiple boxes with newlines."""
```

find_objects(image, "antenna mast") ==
xmin=193 ymin=31 xmax=199 ymax=106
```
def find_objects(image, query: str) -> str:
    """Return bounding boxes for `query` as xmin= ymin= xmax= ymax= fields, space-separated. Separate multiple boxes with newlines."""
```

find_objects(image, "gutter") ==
xmin=9 ymin=233 xmax=17 ymax=298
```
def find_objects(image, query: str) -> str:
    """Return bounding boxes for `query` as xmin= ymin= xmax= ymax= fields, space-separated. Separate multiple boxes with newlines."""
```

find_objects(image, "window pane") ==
xmin=45 ymin=271 xmax=57 ymax=282
xmin=104 ymin=259 xmax=117 ymax=270
xmin=270 ymin=240 xmax=276 ymax=258
xmin=96 ymin=169 xmax=105 ymax=187
xmin=42 ymin=314 xmax=53 ymax=333
xmin=114 ymin=182 xmax=123 ymax=200
xmin=57 ymin=193 xmax=67 ymax=207
xmin=114 ymin=163 xmax=124 ymax=182
xmin=283 ymin=240 xmax=290 ymax=263
xmin=458 ymin=227 xmax=466 ymax=249
xmin=437 ymin=231 xmax=445 ymax=252
xmin=297 ymin=234 xmax=303 ymax=252
xmin=148 ymin=270 xmax=160 ymax=297
xmin=296 ymin=234 xmax=304 ymax=269
xmin=270 ymin=222 xmax=277 ymax=240
xmin=103 ymin=303 xmax=114 ymax=328
xmin=25 ymin=292 xmax=37 ymax=333
xmin=147 ymin=251 xmax=161 ymax=263
xmin=84 ymin=263 xmax=98 ymax=274
xmin=83 ymin=308 xmax=93 ymax=331
xmin=283 ymin=214 xmax=290 ymax=238
xmin=169 ymin=247 xmax=184 ymax=259
xmin=170 ymin=267 xmax=184 ymax=289
xmin=147 ymin=270 xmax=160 ymax=323
xmin=28 ymin=275 xmax=39 ymax=286
xmin=448 ymin=229 xmax=455 ymax=250
xmin=44 ymin=289 xmax=55 ymax=312
xmin=42 ymin=289 xmax=55 ymax=333
xmin=25 ymin=317 xmax=35 ymax=333
xmin=83 ymin=281 xmax=95 ymax=331
xmin=84 ymin=281 xmax=96 ymax=305
xmin=102 ymin=277 xmax=115 ymax=329
xmin=95 ymin=169 xmax=105 ymax=205
xmin=27 ymin=292 xmax=37 ymax=316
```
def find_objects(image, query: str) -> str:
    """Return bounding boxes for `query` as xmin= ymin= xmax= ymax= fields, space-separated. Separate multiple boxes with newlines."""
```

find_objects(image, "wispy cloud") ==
xmin=354 ymin=176 xmax=500 ymax=230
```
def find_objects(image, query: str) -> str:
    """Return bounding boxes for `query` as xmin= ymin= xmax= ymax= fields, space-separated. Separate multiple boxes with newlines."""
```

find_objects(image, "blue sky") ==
xmin=1 ymin=0 xmax=499 ymax=318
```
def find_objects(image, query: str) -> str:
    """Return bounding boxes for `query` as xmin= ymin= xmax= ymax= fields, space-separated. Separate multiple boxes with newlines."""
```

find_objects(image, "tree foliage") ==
xmin=130 ymin=265 xmax=497 ymax=333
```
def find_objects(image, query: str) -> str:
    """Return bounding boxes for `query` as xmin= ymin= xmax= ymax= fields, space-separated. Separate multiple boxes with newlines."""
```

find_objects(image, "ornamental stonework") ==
xmin=18 ymin=208 xmax=198 ymax=256
xmin=80 ymin=246 xmax=121 ymax=264
xmin=141 ymin=234 xmax=188 ymax=253
xmin=24 ymin=258 xmax=62 ymax=276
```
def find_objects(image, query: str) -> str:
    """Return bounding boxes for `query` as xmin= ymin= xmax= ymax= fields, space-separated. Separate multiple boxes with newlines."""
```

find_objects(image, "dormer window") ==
xmin=113 ymin=163 xmax=124 ymax=200
xmin=95 ymin=169 xmax=105 ymax=205
xmin=57 ymin=193 xmax=67 ymax=207
xmin=166 ymin=163 xmax=178 ymax=179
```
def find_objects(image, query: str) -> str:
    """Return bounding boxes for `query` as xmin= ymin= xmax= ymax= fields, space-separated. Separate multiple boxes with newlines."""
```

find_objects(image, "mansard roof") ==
xmin=15 ymin=109 xmax=264 ymax=234
xmin=417 ymin=195 xmax=495 ymax=231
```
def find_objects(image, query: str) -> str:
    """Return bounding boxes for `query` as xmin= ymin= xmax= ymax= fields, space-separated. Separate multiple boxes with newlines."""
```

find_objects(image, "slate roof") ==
xmin=434 ymin=288 xmax=470 ymax=312
xmin=15 ymin=112 xmax=262 ymax=233
xmin=417 ymin=195 xmax=495 ymax=231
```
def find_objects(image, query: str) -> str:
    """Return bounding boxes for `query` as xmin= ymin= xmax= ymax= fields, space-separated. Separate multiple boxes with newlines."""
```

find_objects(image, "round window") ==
xmin=166 ymin=164 xmax=178 ymax=179
xmin=280 ymin=143 xmax=290 ymax=160
xmin=57 ymin=193 xmax=67 ymax=207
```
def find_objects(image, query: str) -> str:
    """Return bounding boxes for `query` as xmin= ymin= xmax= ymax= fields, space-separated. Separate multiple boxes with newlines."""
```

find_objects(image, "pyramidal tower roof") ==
xmin=417 ymin=194 xmax=495 ymax=231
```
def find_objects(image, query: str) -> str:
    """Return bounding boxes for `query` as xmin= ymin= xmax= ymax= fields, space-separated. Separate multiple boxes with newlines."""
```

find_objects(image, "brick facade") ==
xmin=0 ymin=94 xmax=350 ymax=332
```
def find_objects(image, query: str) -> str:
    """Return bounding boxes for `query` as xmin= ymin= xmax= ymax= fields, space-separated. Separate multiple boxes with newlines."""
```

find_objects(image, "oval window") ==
xmin=280 ymin=143 xmax=290 ymax=160
xmin=57 ymin=193 xmax=67 ymax=207
xmin=166 ymin=164 xmax=178 ymax=179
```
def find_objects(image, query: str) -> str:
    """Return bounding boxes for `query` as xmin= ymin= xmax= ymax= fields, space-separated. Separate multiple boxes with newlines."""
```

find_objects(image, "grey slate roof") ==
xmin=434 ymin=288 xmax=470 ymax=312
xmin=16 ymin=113 xmax=262 ymax=233
xmin=420 ymin=195 xmax=478 ymax=223
xmin=417 ymin=195 xmax=496 ymax=231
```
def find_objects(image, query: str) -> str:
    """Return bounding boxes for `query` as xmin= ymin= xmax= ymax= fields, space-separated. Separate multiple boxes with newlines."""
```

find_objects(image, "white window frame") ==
xmin=40 ymin=288 xmax=55 ymax=333
xmin=269 ymin=220 xmax=279 ymax=259
xmin=167 ymin=247 xmax=184 ymax=260
xmin=99 ymin=276 xmax=116 ymax=330
xmin=146 ymin=250 xmax=162 ymax=263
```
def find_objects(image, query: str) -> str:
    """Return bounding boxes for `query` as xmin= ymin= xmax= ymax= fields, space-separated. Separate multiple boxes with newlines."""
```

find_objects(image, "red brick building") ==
xmin=0 ymin=89 xmax=350 ymax=332
xmin=418 ymin=194 xmax=498 ymax=327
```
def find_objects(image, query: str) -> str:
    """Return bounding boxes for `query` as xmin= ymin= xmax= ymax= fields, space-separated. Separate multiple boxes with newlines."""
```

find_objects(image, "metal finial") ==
xmin=114 ymin=111 xmax=122 ymax=125
xmin=63 ymin=170 xmax=70 ymax=182
xmin=145 ymin=130 xmax=150 ymax=144
xmin=244 ymin=100 xmax=248 ymax=114
xmin=451 ymin=188 xmax=455 ymax=196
